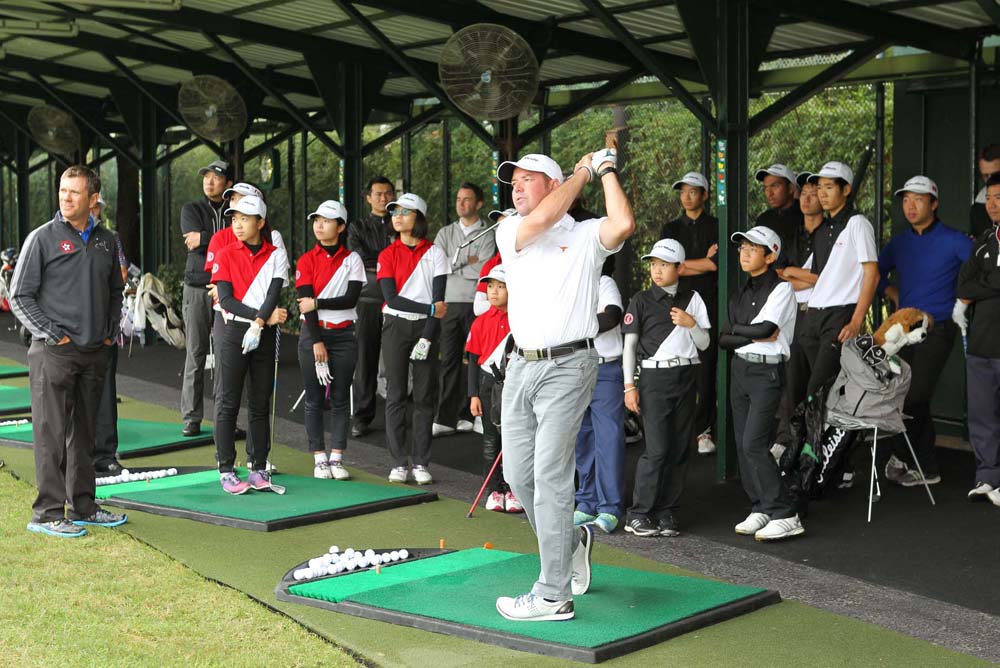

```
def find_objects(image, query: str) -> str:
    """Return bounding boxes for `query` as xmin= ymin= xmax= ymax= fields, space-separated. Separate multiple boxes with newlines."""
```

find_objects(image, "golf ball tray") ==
xmin=282 ymin=547 xmax=452 ymax=584
xmin=96 ymin=468 xmax=179 ymax=486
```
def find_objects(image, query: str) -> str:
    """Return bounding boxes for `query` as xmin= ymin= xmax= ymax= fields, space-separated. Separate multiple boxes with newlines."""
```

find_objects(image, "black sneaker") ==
xmin=351 ymin=421 xmax=370 ymax=437
xmin=71 ymin=507 xmax=128 ymax=527
xmin=27 ymin=518 xmax=87 ymax=538
xmin=657 ymin=513 xmax=680 ymax=537
xmin=624 ymin=516 xmax=659 ymax=537
xmin=182 ymin=422 xmax=201 ymax=437
xmin=95 ymin=460 xmax=123 ymax=476
xmin=233 ymin=426 xmax=247 ymax=440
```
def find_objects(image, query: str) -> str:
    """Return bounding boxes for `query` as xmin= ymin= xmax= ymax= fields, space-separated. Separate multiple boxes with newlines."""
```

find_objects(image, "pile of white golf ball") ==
xmin=292 ymin=545 xmax=410 ymax=581
xmin=96 ymin=468 xmax=179 ymax=486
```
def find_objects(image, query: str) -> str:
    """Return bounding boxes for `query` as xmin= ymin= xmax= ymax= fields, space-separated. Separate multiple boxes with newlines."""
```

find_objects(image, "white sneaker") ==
xmin=388 ymin=467 xmax=409 ymax=483
xmin=473 ymin=416 xmax=484 ymax=434
xmin=329 ymin=462 xmax=351 ymax=481
xmin=504 ymin=491 xmax=523 ymax=513
xmin=770 ymin=443 xmax=786 ymax=462
xmin=456 ymin=419 xmax=475 ymax=432
xmin=264 ymin=460 xmax=277 ymax=473
xmin=967 ymin=481 xmax=995 ymax=500
xmin=485 ymin=491 xmax=505 ymax=512
xmin=898 ymin=469 xmax=941 ymax=487
xmin=734 ymin=512 xmax=770 ymax=535
xmin=496 ymin=593 xmax=574 ymax=621
xmin=432 ymin=423 xmax=456 ymax=437
xmin=571 ymin=525 xmax=593 ymax=596
xmin=313 ymin=461 xmax=332 ymax=479
xmin=697 ymin=432 xmax=716 ymax=455
xmin=987 ymin=488 xmax=1000 ymax=508
xmin=884 ymin=454 xmax=909 ymax=484
xmin=412 ymin=465 xmax=433 ymax=485
xmin=755 ymin=515 xmax=805 ymax=541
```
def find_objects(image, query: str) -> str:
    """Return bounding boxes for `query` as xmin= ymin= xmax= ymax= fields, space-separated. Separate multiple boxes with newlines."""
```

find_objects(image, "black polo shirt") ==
xmin=786 ymin=221 xmax=816 ymax=269
xmin=812 ymin=206 xmax=856 ymax=277
xmin=756 ymin=205 xmax=803 ymax=261
xmin=969 ymin=202 xmax=991 ymax=238
xmin=347 ymin=212 xmax=391 ymax=302
xmin=727 ymin=267 xmax=783 ymax=328
xmin=660 ymin=210 xmax=718 ymax=303
xmin=623 ymin=286 xmax=698 ymax=359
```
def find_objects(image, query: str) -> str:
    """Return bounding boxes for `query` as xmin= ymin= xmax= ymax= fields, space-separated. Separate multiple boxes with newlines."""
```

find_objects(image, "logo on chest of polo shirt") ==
xmin=207 ymin=251 xmax=214 ymax=262
xmin=559 ymin=246 xmax=568 ymax=253
xmin=58 ymin=240 xmax=74 ymax=253
xmin=94 ymin=239 xmax=111 ymax=253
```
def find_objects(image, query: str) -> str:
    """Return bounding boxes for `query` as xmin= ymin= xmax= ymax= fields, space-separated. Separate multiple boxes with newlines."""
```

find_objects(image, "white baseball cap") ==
xmin=387 ymin=193 xmax=428 ymax=217
xmin=796 ymin=172 xmax=814 ymax=189
xmin=731 ymin=225 xmax=781 ymax=257
xmin=642 ymin=238 xmax=686 ymax=263
xmin=496 ymin=154 xmax=564 ymax=184
xmin=808 ymin=161 xmax=853 ymax=185
xmin=487 ymin=207 xmax=517 ymax=222
xmin=478 ymin=265 xmax=506 ymax=284
xmin=96 ymin=194 xmax=106 ymax=207
xmin=225 ymin=194 xmax=266 ymax=219
xmin=671 ymin=171 xmax=709 ymax=191
xmin=308 ymin=199 xmax=348 ymax=222
xmin=894 ymin=175 xmax=939 ymax=199
xmin=224 ymin=182 xmax=263 ymax=200
xmin=755 ymin=163 xmax=796 ymax=185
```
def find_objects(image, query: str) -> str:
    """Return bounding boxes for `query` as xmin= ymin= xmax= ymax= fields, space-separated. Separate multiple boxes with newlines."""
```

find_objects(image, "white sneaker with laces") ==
xmin=987 ymin=488 xmax=1000 ymax=508
xmin=697 ymin=432 xmax=716 ymax=455
xmin=313 ymin=461 xmax=332 ymax=479
xmin=571 ymin=525 xmax=593 ymax=596
xmin=504 ymin=491 xmax=523 ymax=513
xmin=755 ymin=515 xmax=805 ymax=541
xmin=329 ymin=462 xmax=351 ymax=480
xmin=456 ymin=419 xmax=475 ymax=432
xmin=485 ymin=491 xmax=505 ymax=512
xmin=412 ymin=465 xmax=433 ymax=485
xmin=967 ymin=481 xmax=995 ymax=500
xmin=734 ymin=512 xmax=770 ymax=535
xmin=496 ymin=593 xmax=574 ymax=621
xmin=388 ymin=467 xmax=409 ymax=483
xmin=473 ymin=416 xmax=484 ymax=434
xmin=432 ymin=423 xmax=456 ymax=437
xmin=898 ymin=469 xmax=941 ymax=487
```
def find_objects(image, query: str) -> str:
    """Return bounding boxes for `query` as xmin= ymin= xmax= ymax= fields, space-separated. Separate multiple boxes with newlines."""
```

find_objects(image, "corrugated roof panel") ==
xmin=312 ymin=24 xmax=379 ymax=49
xmin=55 ymin=81 xmax=109 ymax=98
xmin=403 ymin=45 xmax=446 ymax=62
xmin=74 ymin=18 xmax=131 ymax=40
xmin=381 ymin=77 xmax=428 ymax=96
xmin=562 ymin=5 xmax=686 ymax=41
xmin=770 ymin=22 xmax=867 ymax=51
xmin=150 ymin=30 xmax=214 ymax=52
xmin=244 ymin=0 xmax=351 ymax=32
xmin=646 ymin=40 xmax=695 ymax=60
xmin=370 ymin=14 xmax=455 ymax=42
xmin=129 ymin=64 xmax=192 ymax=85
xmin=540 ymin=55 xmax=628 ymax=80
xmin=230 ymin=42 xmax=303 ymax=68
xmin=282 ymin=92 xmax=324 ymax=109
xmin=183 ymin=0 xmax=247 ymax=12
xmin=3 ymin=37 xmax=78 ymax=60
xmin=895 ymin=1 xmax=992 ymax=29
xmin=52 ymin=50 xmax=117 ymax=74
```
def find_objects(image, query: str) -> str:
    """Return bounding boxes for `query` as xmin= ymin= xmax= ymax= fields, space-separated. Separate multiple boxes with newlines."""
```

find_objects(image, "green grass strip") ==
xmin=0 ymin=364 xmax=28 ymax=378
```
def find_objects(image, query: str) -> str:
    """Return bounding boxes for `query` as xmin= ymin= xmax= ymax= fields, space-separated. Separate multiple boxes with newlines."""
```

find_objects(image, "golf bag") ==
xmin=488 ymin=336 xmax=516 ymax=429
xmin=133 ymin=272 xmax=185 ymax=349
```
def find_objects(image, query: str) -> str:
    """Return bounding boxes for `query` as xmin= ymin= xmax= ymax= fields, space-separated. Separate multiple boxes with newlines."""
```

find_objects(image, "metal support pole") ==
xmin=700 ymin=95 xmax=712 ymax=178
xmin=442 ymin=118 xmax=451 ymax=225
xmin=873 ymin=82 xmax=886 ymax=328
xmin=15 ymin=133 xmax=30 ymax=245
xmin=339 ymin=63 xmax=365 ymax=232
xmin=539 ymin=104 xmax=552 ymax=156
xmin=496 ymin=117 xmax=518 ymax=209
xmin=401 ymin=130 xmax=412 ymax=192
xmin=300 ymin=131 xmax=309 ymax=237
xmin=714 ymin=0 xmax=749 ymax=481
xmin=288 ymin=135 xmax=296 ymax=257
xmin=970 ymin=38 xmax=981 ymax=210
xmin=139 ymin=97 xmax=159 ymax=271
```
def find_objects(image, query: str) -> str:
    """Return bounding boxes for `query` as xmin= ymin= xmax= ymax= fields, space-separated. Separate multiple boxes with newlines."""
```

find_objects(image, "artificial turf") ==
xmin=0 ymin=391 xmax=990 ymax=668
xmin=0 ymin=384 xmax=31 ymax=415
xmin=0 ymin=363 xmax=27 ymax=378
xmin=0 ymin=417 xmax=213 ymax=455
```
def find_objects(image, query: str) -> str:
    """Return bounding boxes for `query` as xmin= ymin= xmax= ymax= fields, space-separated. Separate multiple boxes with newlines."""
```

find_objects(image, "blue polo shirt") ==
xmin=877 ymin=220 xmax=972 ymax=321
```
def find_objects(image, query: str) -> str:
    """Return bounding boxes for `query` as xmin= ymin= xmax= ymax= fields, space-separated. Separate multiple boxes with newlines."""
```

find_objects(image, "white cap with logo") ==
xmin=308 ymin=200 xmax=349 ymax=222
xmin=496 ymin=154 xmax=564 ymax=184
xmin=807 ymin=161 xmax=853 ymax=185
xmin=755 ymin=163 xmax=797 ymax=185
xmin=224 ymin=182 xmax=263 ymax=201
xmin=671 ymin=171 xmax=709 ymax=191
xmin=478 ymin=265 xmax=507 ymax=284
xmin=894 ymin=175 xmax=939 ymax=199
xmin=731 ymin=225 xmax=781 ymax=257
xmin=225 ymin=194 xmax=267 ymax=219
xmin=387 ymin=193 xmax=428 ymax=217
xmin=641 ymin=238 xmax=686 ymax=263
xmin=487 ymin=207 xmax=517 ymax=223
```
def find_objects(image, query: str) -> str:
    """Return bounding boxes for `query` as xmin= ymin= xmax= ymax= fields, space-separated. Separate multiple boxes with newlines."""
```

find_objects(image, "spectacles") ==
xmin=390 ymin=207 xmax=414 ymax=216
xmin=738 ymin=244 xmax=765 ymax=255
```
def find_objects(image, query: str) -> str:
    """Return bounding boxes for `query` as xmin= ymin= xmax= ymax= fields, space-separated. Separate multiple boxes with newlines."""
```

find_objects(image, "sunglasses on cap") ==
xmin=390 ymin=207 xmax=415 ymax=216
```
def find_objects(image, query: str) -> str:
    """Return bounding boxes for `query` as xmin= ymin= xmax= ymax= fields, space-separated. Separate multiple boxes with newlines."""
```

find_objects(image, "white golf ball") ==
xmin=398 ymin=549 xmax=409 ymax=560
xmin=329 ymin=545 xmax=340 ymax=554
xmin=364 ymin=549 xmax=375 ymax=558
xmin=167 ymin=468 xmax=178 ymax=476
xmin=121 ymin=469 xmax=130 ymax=477
xmin=357 ymin=556 xmax=369 ymax=568
xmin=344 ymin=548 xmax=355 ymax=558
xmin=345 ymin=561 xmax=356 ymax=571
xmin=371 ymin=555 xmax=381 ymax=566
xmin=332 ymin=563 xmax=343 ymax=574
xmin=380 ymin=552 xmax=391 ymax=563
xmin=293 ymin=569 xmax=306 ymax=581
xmin=389 ymin=551 xmax=399 ymax=561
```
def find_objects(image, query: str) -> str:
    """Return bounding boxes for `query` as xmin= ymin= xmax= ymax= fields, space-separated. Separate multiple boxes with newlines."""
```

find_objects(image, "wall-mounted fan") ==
xmin=27 ymin=105 xmax=81 ymax=157
xmin=438 ymin=23 xmax=540 ymax=121
xmin=177 ymin=74 xmax=248 ymax=142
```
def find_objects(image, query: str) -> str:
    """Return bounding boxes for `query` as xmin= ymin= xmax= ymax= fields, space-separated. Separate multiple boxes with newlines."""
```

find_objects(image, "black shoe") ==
xmin=71 ymin=507 xmax=128 ymax=527
xmin=657 ymin=512 xmax=680 ymax=537
xmin=351 ymin=421 xmax=370 ymax=437
xmin=624 ymin=516 xmax=659 ymax=537
xmin=95 ymin=460 xmax=123 ymax=476
xmin=233 ymin=426 xmax=247 ymax=440
xmin=182 ymin=422 xmax=201 ymax=437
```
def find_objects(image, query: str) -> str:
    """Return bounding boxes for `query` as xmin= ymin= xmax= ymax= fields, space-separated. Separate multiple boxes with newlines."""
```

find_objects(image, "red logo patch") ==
xmin=59 ymin=240 xmax=74 ymax=254
xmin=623 ymin=313 xmax=634 ymax=325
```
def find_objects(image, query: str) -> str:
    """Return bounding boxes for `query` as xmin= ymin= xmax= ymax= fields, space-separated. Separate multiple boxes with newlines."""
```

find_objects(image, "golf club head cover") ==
xmin=952 ymin=299 xmax=968 ymax=334
xmin=315 ymin=360 xmax=333 ymax=386
xmin=410 ymin=337 xmax=431 ymax=361
xmin=241 ymin=321 xmax=262 ymax=355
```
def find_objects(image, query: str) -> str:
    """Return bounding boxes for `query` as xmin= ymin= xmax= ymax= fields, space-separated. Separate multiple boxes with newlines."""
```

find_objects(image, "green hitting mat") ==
xmin=0 ymin=418 xmax=214 ymax=456
xmin=0 ymin=364 xmax=28 ymax=379
xmin=99 ymin=468 xmax=438 ymax=531
xmin=0 ymin=385 xmax=31 ymax=416
xmin=276 ymin=547 xmax=779 ymax=663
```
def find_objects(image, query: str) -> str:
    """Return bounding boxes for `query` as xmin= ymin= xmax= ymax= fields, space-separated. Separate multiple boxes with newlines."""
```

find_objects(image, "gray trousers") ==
xmin=501 ymin=349 xmax=598 ymax=600
xmin=181 ymin=284 xmax=214 ymax=423
xmin=28 ymin=341 xmax=109 ymax=522
xmin=967 ymin=354 xmax=1000 ymax=488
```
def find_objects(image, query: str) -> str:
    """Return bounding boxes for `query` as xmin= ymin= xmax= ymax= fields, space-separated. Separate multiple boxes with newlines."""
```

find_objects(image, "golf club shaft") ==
xmin=466 ymin=450 xmax=503 ymax=518
xmin=270 ymin=327 xmax=281 ymax=469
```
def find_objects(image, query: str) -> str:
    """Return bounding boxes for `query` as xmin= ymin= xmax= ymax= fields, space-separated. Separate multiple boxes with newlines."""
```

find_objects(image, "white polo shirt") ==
xmin=495 ymin=213 xmax=621 ymax=349
xmin=807 ymin=212 xmax=877 ymax=308
xmin=737 ymin=281 xmax=797 ymax=359
xmin=595 ymin=275 xmax=624 ymax=359
xmin=795 ymin=256 xmax=814 ymax=305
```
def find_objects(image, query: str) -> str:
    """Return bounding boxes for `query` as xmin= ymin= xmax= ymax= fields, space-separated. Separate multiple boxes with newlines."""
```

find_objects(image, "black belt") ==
xmin=515 ymin=338 xmax=593 ymax=362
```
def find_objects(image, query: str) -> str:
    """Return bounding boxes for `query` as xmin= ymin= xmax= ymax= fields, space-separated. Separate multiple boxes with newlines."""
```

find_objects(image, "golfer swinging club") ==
xmin=494 ymin=149 xmax=635 ymax=621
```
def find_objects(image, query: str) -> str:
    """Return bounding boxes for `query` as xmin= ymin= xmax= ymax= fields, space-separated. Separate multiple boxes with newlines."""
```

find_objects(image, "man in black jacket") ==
xmin=347 ymin=175 xmax=394 ymax=436
xmin=11 ymin=166 xmax=127 ymax=537
xmin=180 ymin=160 xmax=231 ymax=436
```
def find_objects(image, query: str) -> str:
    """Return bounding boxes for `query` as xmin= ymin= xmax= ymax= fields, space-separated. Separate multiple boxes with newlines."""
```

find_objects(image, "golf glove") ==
xmin=952 ymin=299 xmax=969 ymax=334
xmin=315 ymin=360 xmax=333 ymax=386
xmin=241 ymin=321 xmax=263 ymax=355
xmin=591 ymin=148 xmax=617 ymax=173
xmin=410 ymin=337 xmax=431 ymax=361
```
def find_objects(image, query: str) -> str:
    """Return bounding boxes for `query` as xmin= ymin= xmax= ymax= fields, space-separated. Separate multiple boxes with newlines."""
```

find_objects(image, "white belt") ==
xmin=737 ymin=352 xmax=783 ymax=365
xmin=222 ymin=311 xmax=255 ymax=324
xmin=385 ymin=312 xmax=425 ymax=322
xmin=641 ymin=357 xmax=698 ymax=368
xmin=599 ymin=355 xmax=621 ymax=364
